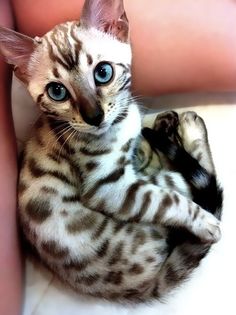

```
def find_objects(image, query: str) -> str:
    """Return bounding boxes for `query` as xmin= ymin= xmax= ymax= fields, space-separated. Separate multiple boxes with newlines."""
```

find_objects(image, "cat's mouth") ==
xmin=69 ymin=120 xmax=110 ymax=135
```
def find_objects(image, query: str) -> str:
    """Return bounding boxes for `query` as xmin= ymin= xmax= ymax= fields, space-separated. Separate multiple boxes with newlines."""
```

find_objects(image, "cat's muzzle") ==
xmin=79 ymin=97 xmax=104 ymax=127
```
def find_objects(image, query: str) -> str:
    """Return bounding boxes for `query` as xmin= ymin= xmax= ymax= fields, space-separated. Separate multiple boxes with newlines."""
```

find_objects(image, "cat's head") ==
xmin=0 ymin=0 xmax=132 ymax=134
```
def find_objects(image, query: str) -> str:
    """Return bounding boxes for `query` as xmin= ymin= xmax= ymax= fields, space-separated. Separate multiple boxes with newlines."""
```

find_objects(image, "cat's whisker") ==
xmin=46 ymin=122 xmax=70 ymax=140
xmin=44 ymin=124 xmax=72 ymax=153
xmin=57 ymin=127 xmax=75 ymax=159
xmin=69 ymin=129 xmax=78 ymax=149
xmin=54 ymin=125 xmax=73 ymax=142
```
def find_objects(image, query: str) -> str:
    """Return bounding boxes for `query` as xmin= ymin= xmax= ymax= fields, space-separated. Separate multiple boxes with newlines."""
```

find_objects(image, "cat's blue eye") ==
xmin=46 ymin=82 xmax=69 ymax=102
xmin=94 ymin=62 xmax=114 ymax=86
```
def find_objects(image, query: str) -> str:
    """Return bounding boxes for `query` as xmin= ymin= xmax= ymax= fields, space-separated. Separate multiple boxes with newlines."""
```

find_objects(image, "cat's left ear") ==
xmin=0 ymin=26 xmax=37 ymax=82
xmin=80 ymin=0 xmax=129 ymax=43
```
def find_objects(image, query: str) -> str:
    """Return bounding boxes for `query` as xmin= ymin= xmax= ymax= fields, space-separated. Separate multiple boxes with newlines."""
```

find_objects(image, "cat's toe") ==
xmin=179 ymin=111 xmax=207 ymax=142
xmin=193 ymin=211 xmax=221 ymax=244
xmin=201 ymin=222 xmax=221 ymax=244
xmin=178 ymin=111 xmax=208 ymax=154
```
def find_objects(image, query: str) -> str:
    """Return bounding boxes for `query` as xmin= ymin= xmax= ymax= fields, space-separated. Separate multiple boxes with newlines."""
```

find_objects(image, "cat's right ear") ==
xmin=80 ymin=0 xmax=129 ymax=43
xmin=0 ymin=26 xmax=36 ymax=82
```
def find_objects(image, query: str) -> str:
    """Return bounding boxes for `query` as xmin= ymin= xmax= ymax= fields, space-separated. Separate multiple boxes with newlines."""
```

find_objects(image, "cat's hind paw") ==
xmin=192 ymin=210 xmax=221 ymax=244
xmin=178 ymin=111 xmax=208 ymax=151
xmin=153 ymin=110 xmax=179 ymax=137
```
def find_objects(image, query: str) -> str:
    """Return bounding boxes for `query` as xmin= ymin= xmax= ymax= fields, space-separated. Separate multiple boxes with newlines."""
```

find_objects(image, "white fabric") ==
xmin=12 ymin=78 xmax=236 ymax=315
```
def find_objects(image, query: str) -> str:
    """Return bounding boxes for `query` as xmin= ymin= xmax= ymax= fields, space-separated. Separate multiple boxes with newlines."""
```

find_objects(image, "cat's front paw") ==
xmin=192 ymin=210 xmax=221 ymax=244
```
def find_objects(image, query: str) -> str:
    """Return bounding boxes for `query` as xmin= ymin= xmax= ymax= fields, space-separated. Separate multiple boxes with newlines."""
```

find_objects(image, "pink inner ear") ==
xmin=80 ymin=0 xmax=129 ymax=42
xmin=0 ymin=26 xmax=35 ymax=67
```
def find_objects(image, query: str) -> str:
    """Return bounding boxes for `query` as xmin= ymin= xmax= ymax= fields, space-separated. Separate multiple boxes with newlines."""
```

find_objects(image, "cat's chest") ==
xmin=74 ymin=127 xmax=138 ymax=178
xmin=72 ymin=104 xmax=141 ymax=186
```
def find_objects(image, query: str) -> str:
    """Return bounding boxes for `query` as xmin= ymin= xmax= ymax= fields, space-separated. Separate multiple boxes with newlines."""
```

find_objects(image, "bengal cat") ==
xmin=0 ymin=0 xmax=222 ymax=302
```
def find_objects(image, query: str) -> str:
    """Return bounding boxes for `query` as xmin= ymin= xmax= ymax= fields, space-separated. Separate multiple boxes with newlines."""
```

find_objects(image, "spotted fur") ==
xmin=0 ymin=0 xmax=222 ymax=302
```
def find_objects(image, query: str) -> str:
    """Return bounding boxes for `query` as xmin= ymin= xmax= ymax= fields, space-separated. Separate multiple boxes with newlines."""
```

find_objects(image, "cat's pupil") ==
xmin=98 ymin=67 xmax=107 ymax=78
xmin=53 ymin=85 xmax=63 ymax=95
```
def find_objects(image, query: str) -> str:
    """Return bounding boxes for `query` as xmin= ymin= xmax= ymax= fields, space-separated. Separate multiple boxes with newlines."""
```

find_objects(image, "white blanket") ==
xmin=12 ymin=78 xmax=236 ymax=315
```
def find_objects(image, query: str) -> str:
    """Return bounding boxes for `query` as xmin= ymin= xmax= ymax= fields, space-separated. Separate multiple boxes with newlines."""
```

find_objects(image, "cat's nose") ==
xmin=83 ymin=107 xmax=104 ymax=127
xmin=79 ymin=96 xmax=104 ymax=127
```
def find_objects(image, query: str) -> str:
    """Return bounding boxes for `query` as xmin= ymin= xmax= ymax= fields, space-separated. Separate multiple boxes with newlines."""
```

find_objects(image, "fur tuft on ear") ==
xmin=0 ymin=26 xmax=35 ymax=82
xmin=80 ymin=0 xmax=129 ymax=43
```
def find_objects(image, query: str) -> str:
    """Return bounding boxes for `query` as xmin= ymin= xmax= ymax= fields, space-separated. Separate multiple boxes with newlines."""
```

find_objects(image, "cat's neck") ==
xmin=44 ymin=101 xmax=142 ymax=160
xmin=90 ymin=102 xmax=142 ymax=148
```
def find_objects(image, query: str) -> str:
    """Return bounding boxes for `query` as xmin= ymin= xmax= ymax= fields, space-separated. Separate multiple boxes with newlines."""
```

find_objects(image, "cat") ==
xmin=0 ymin=0 xmax=223 ymax=302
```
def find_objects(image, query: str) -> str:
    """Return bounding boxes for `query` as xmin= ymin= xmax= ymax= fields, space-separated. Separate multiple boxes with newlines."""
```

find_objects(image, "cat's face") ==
xmin=28 ymin=22 xmax=131 ymax=134
xmin=0 ymin=0 xmax=131 ymax=134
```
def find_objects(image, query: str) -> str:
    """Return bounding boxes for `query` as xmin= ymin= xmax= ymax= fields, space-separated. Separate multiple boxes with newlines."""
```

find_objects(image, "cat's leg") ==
xmin=142 ymin=110 xmax=223 ymax=217
xmin=19 ymin=179 xmax=211 ymax=301
xmin=177 ymin=111 xmax=223 ymax=217
xmin=141 ymin=111 xmax=192 ymax=197
xmin=18 ymin=147 xmax=210 ymax=301
xmin=19 ymin=177 xmax=164 ymax=301
xmin=178 ymin=111 xmax=215 ymax=174
xmin=83 ymin=167 xmax=221 ymax=244
xmin=135 ymin=136 xmax=162 ymax=176
xmin=135 ymin=112 xmax=193 ymax=198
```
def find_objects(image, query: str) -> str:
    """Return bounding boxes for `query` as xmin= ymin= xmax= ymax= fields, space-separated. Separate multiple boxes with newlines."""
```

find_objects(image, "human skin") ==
xmin=1 ymin=0 xmax=236 ymax=314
